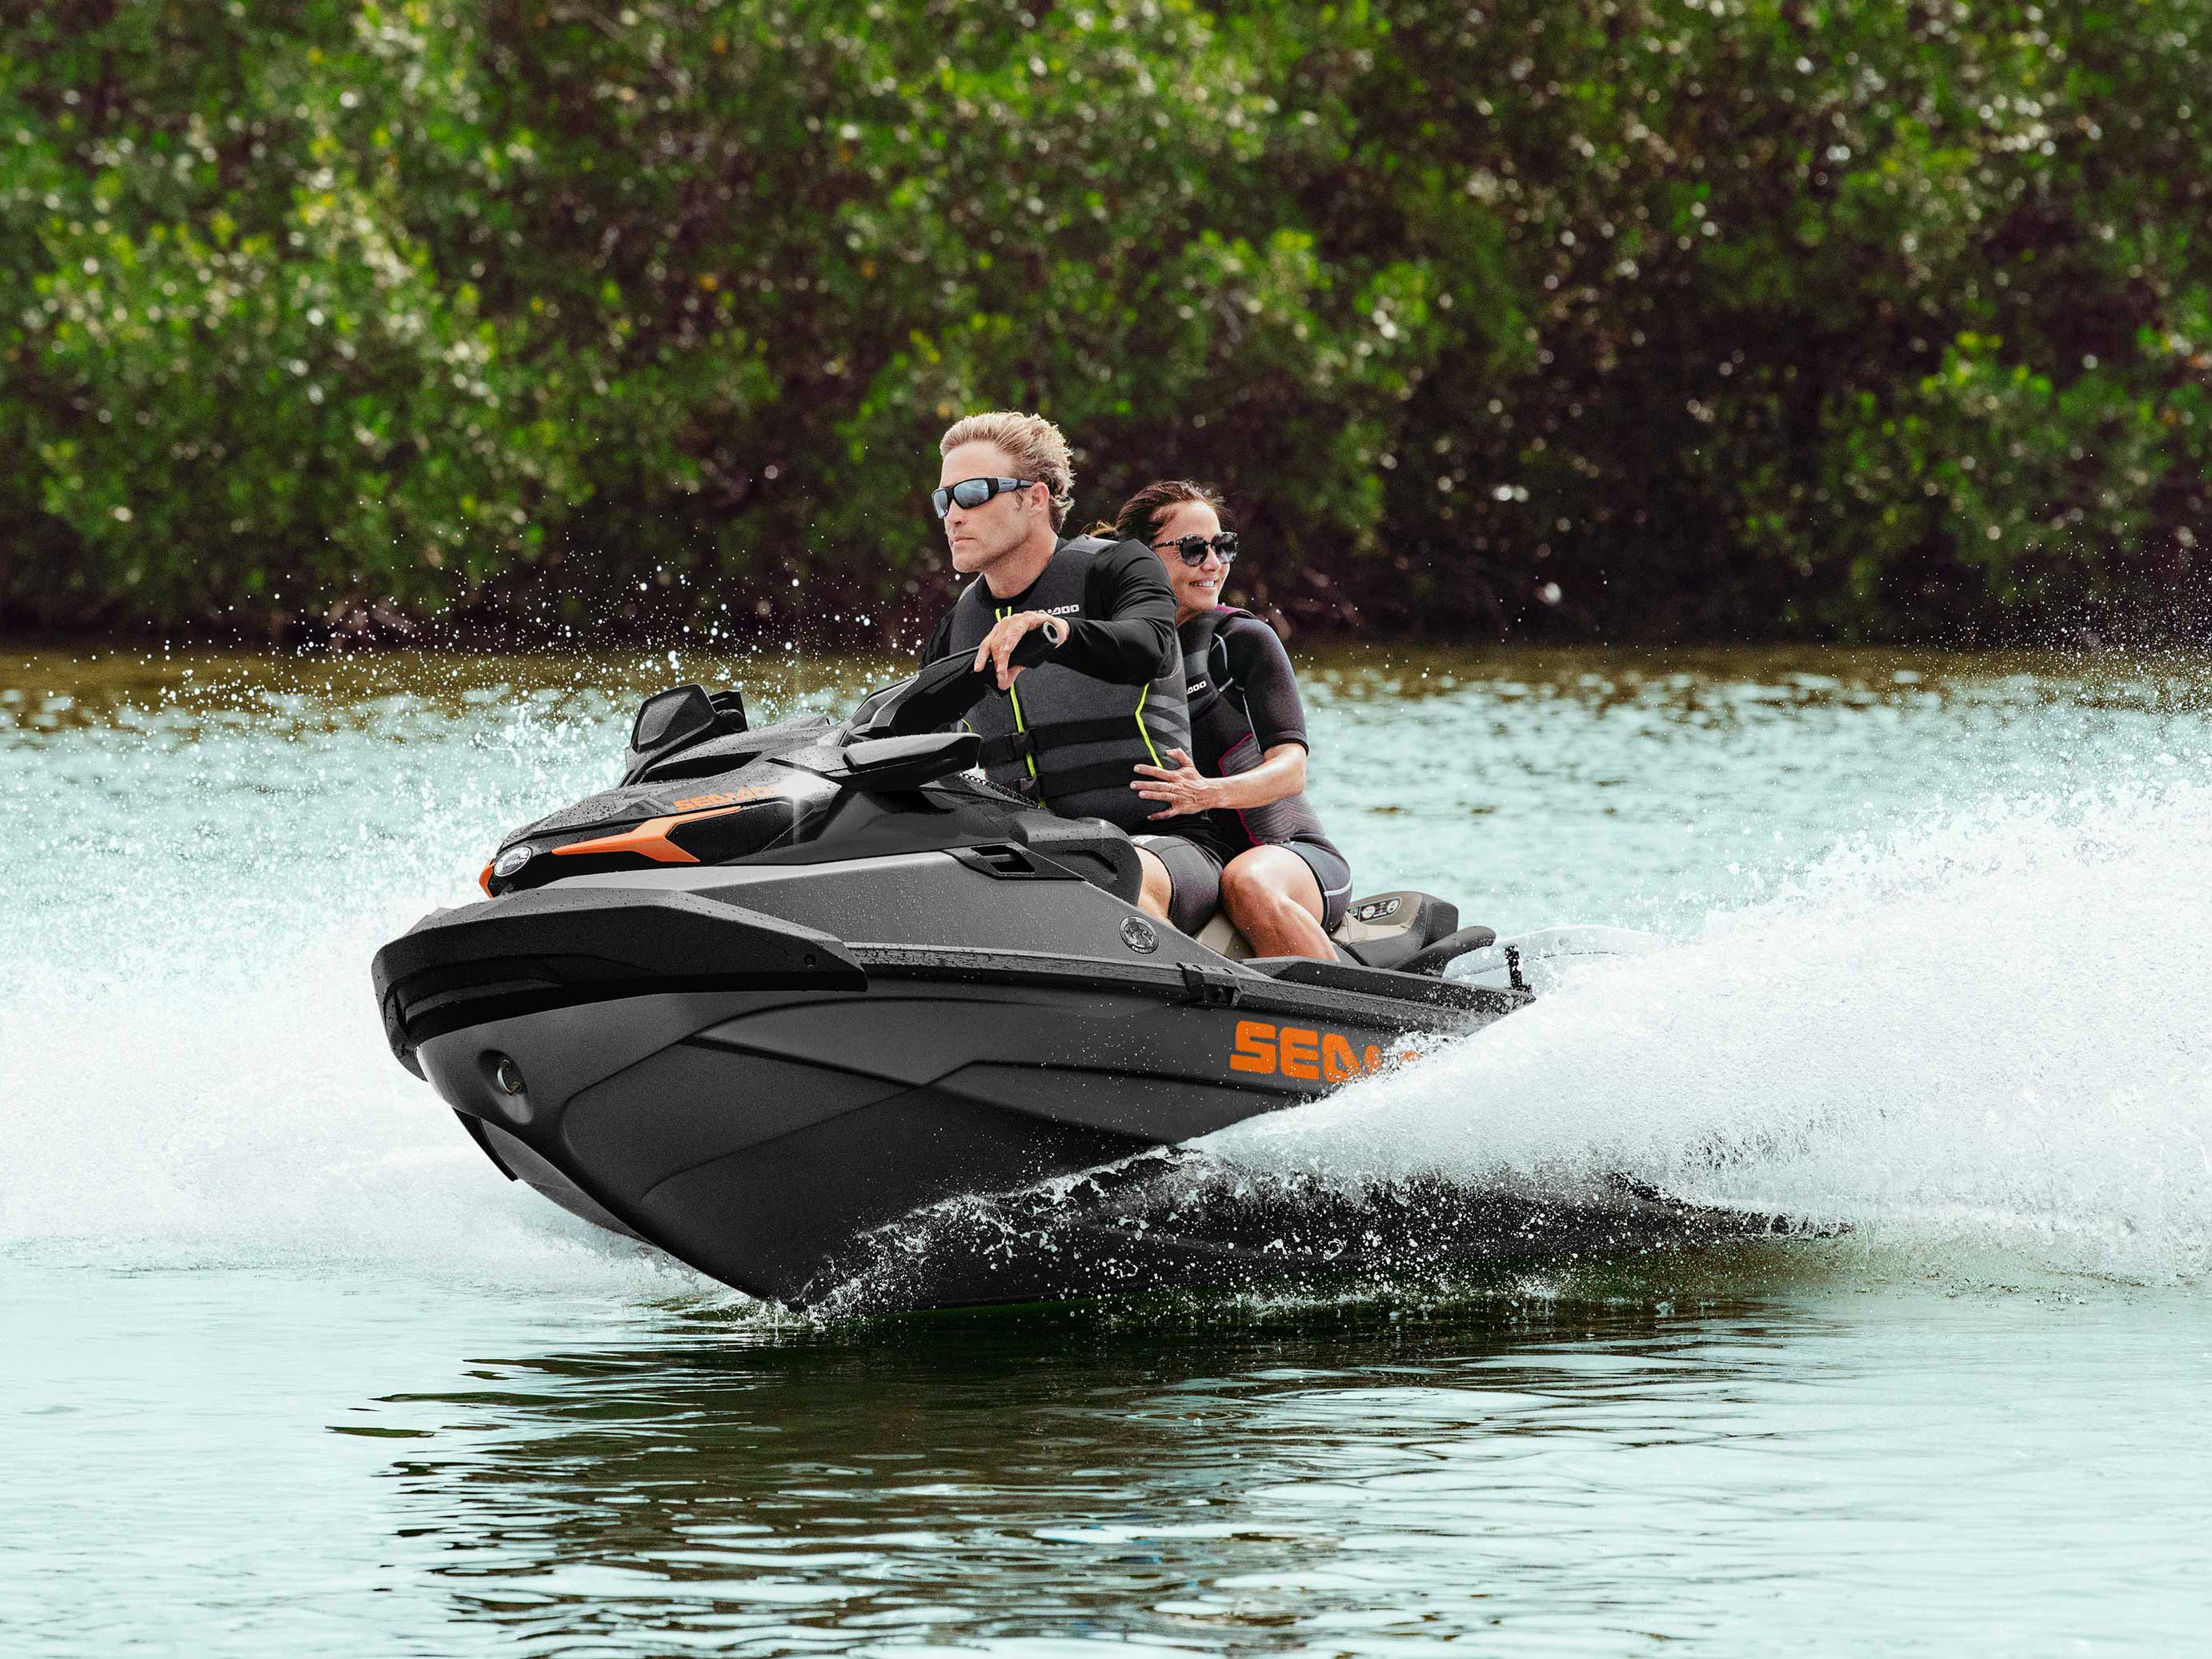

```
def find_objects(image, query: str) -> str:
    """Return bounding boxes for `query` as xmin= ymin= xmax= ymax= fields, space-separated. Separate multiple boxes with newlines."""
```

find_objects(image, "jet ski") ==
xmin=372 ymin=643 xmax=1770 ymax=1310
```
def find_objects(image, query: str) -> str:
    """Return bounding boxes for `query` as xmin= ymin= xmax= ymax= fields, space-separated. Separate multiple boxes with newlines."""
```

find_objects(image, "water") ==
xmin=5 ymin=643 xmax=2210 ymax=1653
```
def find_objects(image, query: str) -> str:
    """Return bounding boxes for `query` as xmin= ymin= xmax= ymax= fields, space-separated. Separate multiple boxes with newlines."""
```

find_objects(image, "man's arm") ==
xmin=1052 ymin=540 xmax=1177 ymax=684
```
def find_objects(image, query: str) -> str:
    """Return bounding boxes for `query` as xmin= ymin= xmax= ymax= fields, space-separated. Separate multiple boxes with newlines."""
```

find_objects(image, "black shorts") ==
xmin=1280 ymin=839 xmax=1354 ymax=933
xmin=1132 ymin=833 xmax=1224 ymax=935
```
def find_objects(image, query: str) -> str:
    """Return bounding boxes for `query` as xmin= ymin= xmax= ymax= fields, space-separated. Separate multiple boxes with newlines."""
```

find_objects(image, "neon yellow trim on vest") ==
xmin=995 ymin=605 xmax=1041 ymax=787
xmin=1132 ymin=683 xmax=1165 ymax=767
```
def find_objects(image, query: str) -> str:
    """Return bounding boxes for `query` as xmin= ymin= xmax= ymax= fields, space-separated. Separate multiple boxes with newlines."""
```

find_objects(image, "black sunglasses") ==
xmin=931 ymin=476 xmax=1040 ymax=519
xmin=1152 ymin=531 xmax=1239 ymax=567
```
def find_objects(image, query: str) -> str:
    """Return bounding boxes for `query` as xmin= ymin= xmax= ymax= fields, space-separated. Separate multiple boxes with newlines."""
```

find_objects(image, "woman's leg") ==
xmin=1220 ymin=844 xmax=1335 ymax=960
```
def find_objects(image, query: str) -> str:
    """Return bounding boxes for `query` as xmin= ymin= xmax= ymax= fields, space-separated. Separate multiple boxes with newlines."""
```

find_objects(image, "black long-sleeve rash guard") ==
xmin=921 ymin=539 xmax=1178 ymax=685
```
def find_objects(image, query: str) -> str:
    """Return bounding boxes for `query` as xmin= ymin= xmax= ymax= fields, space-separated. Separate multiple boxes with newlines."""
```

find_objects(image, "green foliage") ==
xmin=3 ymin=0 xmax=2208 ymax=640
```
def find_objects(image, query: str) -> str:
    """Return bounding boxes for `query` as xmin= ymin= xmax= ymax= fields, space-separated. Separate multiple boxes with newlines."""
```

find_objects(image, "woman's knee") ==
xmin=1220 ymin=848 xmax=1303 ymax=916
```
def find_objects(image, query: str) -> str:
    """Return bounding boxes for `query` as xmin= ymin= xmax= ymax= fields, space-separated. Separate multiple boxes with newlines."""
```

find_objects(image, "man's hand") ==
xmin=1132 ymin=747 xmax=1218 ymax=818
xmin=973 ymin=610 xmax=1068 ymax=689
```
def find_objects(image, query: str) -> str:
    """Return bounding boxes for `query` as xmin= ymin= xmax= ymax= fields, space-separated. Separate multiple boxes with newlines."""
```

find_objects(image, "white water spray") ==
xmin=1209 ymin=777 xmax=2212 ymax=1280
xmin=0 ymin=670 xmax=724 ymax=1292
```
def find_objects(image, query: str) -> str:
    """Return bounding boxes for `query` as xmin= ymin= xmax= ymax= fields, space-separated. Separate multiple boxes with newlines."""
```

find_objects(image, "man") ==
xmin=922 ymin=410 xmax=1218 ymax=933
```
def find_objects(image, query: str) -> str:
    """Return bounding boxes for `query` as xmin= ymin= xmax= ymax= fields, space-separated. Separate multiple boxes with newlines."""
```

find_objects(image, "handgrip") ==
xmin=860 ymin=629 xmax=1060 ymax=739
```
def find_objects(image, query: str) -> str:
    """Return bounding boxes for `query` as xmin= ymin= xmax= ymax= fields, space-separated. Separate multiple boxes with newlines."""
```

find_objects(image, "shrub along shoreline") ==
xmin=6 ymin=2 xmax=2210 ymax=647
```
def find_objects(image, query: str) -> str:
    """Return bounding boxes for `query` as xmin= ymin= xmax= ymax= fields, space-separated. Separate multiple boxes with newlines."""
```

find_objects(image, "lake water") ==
xmin=5 ymin=642 xmax=2209 ymax=1653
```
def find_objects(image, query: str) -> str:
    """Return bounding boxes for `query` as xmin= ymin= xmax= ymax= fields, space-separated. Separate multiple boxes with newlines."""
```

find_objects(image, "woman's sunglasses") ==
xmin=931 ymin=475 xmax=1039 ymax=519
xmin=1153 ymin=531 xmax=1239 ymax=567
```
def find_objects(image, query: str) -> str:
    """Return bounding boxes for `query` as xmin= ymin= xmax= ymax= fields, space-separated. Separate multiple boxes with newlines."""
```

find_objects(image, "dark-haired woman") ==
xmin=1116 ymin=481 xmax=1350 ymax=962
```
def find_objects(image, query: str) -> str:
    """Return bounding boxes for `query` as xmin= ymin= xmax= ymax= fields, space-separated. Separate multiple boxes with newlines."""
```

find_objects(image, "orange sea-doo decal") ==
xmin=1228 ymin=1019 xmax=1413 ymax=1083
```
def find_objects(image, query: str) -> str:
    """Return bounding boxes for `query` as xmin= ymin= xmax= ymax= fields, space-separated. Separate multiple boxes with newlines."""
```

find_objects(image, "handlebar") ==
xmin=843 ymin=631 xmax=1056 ymax=743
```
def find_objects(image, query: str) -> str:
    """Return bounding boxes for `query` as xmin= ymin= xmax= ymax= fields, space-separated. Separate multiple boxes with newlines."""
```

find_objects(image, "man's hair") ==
xmin=940 ymin=411 xmax=1075 ymax=529
xmin=1109 ymin=479 xmax=1230 ymax=545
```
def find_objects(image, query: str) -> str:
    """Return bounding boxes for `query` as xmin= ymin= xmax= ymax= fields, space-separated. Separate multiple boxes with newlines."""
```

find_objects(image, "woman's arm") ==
xmin=1132 ymin=742 xmax=1308 ymax=817
xmin=1133 ymin=616 xmax=1320 ymax=818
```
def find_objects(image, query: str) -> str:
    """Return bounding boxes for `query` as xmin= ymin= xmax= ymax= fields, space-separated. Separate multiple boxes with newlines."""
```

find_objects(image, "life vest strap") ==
xmin=976 ymin=731 xmax=1036 ymax=769
xmin=976 ymin=715 xmax=1169 ymax=770
xmin=1024 ymin=755 xmax=1161 ymax=799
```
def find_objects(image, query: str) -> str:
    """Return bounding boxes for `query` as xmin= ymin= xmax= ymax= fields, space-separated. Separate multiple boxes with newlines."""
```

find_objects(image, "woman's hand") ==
xmin=972 ymin=610 xmax=1068 ymax=689
xmin=1132 ymin=747 xmax=1218 ymax=818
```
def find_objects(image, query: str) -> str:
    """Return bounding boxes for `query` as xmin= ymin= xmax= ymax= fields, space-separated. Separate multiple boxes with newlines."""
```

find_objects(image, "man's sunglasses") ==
xmin=931 ymin=476 xmax=1039 ymax=519
xmin=1153 ymin=531 xmax=1239 ymax=567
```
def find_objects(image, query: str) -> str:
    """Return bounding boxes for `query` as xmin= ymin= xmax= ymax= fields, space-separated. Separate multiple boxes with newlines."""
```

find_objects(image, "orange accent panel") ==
xmin=546 ymin=800 xmax=763 ymax=866
xmin=479 ymin=861 xmax=495 ymax=896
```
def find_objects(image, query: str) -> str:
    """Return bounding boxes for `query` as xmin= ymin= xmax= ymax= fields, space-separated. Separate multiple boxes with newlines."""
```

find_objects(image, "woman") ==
xmin=1115 ymin=481 xmax=1351 ymax=961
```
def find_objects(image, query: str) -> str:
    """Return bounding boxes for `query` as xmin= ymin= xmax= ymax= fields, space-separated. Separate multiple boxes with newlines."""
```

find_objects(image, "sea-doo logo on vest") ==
xmin=1040 ymin=603 xmax=1083 ymax=616
xmin=1120 ymin=916 xmax=1160 ymax=954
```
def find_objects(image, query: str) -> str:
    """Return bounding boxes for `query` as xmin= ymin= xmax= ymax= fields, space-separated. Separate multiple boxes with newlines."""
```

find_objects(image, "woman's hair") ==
xmin=1105 ymin=479 xmax=1229 ymax=546
xmin=938 ymin=411 xmax=1075 ymax=528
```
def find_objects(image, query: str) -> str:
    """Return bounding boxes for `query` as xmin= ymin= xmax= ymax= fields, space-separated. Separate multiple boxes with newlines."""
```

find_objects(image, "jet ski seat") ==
xmin=1193 ymin=888 xmax=1493 ymax=976
xmin=1331 ymin=891 xmax=1459 ymax=968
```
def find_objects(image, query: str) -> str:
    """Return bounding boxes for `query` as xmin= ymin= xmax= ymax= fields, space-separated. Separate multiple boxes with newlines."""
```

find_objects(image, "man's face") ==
xmin=939 ymin=440 xmax=1044 ymax=575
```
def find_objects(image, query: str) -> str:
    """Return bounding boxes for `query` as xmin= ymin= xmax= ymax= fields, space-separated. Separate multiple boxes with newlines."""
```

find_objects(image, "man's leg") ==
xmin=1131 ymin=835 xmax=1224 ymax=933
xmin=1133 ymin=844 xmax=1173 ymax=922
xmin=1220 ymin=845 xmax=1335 ymax=960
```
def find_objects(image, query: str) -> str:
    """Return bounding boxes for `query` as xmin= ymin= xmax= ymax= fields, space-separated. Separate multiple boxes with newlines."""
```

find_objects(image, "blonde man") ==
xmin=924 ymin=411 xmax=1216 ymax=932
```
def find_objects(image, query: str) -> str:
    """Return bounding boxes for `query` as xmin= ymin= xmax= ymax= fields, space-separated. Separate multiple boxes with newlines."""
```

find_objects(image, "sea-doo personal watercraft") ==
xmin=374 ymin=645 xmax=1775 ymax=1310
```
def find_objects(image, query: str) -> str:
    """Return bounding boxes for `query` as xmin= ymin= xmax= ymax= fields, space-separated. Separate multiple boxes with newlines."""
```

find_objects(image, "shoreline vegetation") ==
xmin=8 ymin=636 xmax=2204 ymax=692
xmin=6 ymin=3 xmax=2211 ymax=649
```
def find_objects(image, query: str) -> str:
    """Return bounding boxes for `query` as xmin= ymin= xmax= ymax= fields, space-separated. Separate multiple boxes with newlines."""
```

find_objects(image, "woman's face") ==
xmin=1149 ymin=499 xmax=1229 ymax=616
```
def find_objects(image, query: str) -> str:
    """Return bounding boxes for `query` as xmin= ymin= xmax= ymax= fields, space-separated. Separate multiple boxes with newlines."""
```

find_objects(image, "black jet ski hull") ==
xmin=381 ymin=876 xmax=1507 ymax=1307
xmin=374 ymin=647 xmax=1781 ymax=1314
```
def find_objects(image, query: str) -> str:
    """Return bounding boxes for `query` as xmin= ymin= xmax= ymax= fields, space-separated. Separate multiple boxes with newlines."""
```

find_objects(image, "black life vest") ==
xmin=1180 ymin=604 xmax=1260 ymax=771
xmin=943 ymin=536 xmax=1191 ymax=829
xmin=1176 ymin=605 xmax=1340 ymax=858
